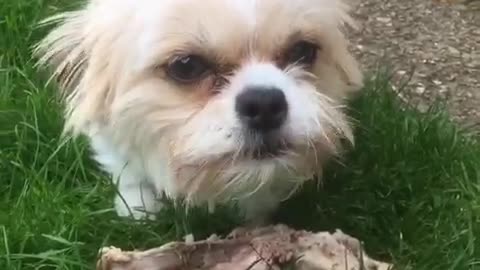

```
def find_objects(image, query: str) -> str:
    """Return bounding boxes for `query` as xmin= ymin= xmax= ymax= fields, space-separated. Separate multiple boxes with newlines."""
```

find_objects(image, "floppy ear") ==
xmin=308 ymin=0 xmax=363 ymax=98
xmin=333 ymin=43 xmax=363 ymax=94
xmin=330 ymin=0 xmax=363 ymax=95
xmin=35 ymin=10 xmax=89 ymax=96
xmin=35 ymin=5 xmax=116 ymax=135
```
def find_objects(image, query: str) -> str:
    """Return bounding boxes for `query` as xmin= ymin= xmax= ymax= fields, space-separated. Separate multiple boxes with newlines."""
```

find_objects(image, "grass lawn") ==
xmin=1 ymin=1 xmax=479 ymax=269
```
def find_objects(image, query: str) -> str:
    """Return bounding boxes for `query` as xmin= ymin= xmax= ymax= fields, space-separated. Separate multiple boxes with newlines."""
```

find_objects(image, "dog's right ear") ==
xmin=35 ymin=3 xmax=120 ymax=135
xmin=35 ymin=10 xmax=90 ymax=98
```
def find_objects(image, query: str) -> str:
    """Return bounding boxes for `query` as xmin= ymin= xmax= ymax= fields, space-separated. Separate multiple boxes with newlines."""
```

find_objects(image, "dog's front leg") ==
xmin=113 ymin=168 xmax=163 ymax=220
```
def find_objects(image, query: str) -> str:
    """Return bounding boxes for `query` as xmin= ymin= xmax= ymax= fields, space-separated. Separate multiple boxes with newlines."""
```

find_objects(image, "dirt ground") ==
xmin=348 ymin=0 xmax=480 ymax=130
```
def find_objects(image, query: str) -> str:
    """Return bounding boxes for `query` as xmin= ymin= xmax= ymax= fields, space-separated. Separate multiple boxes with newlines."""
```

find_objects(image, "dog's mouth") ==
xmin=247 ymin=142 xmax=292 ymax=160
xmin=239 ymin=132 xmax=293 ymax=160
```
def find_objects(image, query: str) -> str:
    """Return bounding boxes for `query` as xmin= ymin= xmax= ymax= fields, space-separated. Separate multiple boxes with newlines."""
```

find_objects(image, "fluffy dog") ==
xmin=36 ymin=0 xmax=363 ymax=222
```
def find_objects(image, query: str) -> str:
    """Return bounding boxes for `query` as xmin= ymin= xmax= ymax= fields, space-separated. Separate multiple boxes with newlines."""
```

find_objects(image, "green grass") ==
xmin=1 ymin=1 xmax=479 ymax=269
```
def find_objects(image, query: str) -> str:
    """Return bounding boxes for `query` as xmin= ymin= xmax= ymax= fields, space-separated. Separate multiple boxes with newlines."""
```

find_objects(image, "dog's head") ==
xmin=37 ymin=0 xmax=362 ymax=203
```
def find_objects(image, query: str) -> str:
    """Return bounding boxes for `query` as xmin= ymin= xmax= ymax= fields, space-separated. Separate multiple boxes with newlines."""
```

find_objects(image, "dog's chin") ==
xmin=170 ymin=135 xmax=327 ymax=205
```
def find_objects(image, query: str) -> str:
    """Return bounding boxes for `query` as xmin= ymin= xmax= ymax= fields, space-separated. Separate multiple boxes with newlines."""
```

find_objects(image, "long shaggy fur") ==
xmin=36 ymin=0 xmax=363 ymax=221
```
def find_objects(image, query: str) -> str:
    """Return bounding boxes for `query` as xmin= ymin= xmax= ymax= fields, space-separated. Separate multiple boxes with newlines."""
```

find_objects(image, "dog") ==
xmin=36 ymin=0 xmax=363 ymax=222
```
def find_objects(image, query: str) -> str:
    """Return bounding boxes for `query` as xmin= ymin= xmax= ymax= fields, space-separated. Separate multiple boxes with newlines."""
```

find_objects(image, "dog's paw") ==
xmin=114 ymin=194 xmax=163 ymax=221
xmin=115 ymin=203 xmax=161 ymax=220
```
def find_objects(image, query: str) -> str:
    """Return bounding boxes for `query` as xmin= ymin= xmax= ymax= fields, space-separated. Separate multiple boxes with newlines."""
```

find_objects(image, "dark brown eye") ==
xmin=166 ymin=55 xmax=211 ymax=83
xmin=284 ymin=41 xmax=318 ymax=66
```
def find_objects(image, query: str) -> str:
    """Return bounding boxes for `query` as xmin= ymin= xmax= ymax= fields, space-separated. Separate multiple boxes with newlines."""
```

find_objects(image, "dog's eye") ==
xmin=166 ymin=55 xmax=211 ymax=83
xmin=284 ymin=41 xmax=318 ymax=66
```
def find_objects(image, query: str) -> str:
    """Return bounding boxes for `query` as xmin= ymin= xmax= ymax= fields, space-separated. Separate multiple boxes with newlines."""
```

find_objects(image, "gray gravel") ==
xmin=347 ymin=0 xmax=480 ymax=129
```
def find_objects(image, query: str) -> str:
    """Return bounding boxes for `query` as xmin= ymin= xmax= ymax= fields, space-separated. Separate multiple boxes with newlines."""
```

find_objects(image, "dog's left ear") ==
xmin=333 ymin=0 xmax=363 ymax=94
xmin=333 ymin=44 xmax=363 ymax=95
xmin=312 ymin=0 xmax=363 ymax=99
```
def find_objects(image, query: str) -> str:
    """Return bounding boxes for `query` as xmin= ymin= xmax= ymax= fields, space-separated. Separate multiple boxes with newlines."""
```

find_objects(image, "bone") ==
xmin=97 ymin=225 xmax=392 ymax=270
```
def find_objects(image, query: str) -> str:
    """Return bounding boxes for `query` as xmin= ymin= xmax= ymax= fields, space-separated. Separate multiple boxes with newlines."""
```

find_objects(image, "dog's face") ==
xmin=38 ymin=0 xmax=362 ymax=203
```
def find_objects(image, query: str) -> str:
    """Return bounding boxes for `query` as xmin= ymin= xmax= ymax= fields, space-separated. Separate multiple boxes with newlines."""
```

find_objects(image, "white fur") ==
xmin=36 ymin=0 xmax=362 ymax=222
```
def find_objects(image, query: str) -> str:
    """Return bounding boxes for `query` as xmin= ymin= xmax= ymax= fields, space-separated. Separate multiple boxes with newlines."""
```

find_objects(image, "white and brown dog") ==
xmin=36 ymin=0 xmax=362 ymax=222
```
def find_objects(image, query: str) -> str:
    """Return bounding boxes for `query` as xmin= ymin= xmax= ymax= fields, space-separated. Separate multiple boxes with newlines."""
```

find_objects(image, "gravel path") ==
xmin=348 ymin=0 xmax=480 ymax=129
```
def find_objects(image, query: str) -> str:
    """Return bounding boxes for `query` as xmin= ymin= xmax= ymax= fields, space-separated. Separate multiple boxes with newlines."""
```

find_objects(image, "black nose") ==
xmin=235 ymin=87 xmax=288 ymax=132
